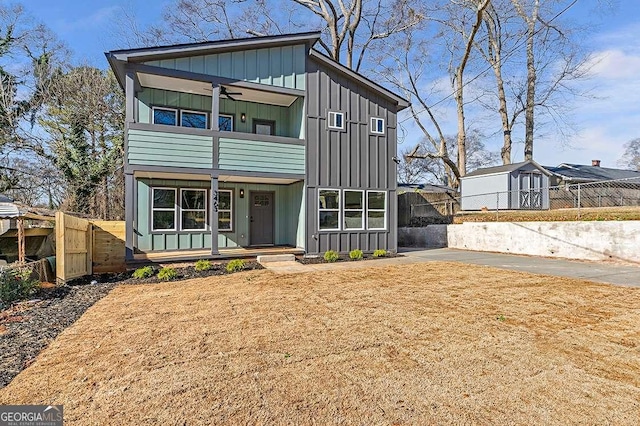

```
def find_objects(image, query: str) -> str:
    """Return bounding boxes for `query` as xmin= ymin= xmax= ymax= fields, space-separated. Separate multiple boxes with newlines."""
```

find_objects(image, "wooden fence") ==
xmin=55 ymin=212 xmax=126 ymax=283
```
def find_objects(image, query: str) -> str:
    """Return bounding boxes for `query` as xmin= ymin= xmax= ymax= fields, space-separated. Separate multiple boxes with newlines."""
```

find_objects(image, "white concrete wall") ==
xmin=447 ymin=221 xmax=640 ymax=263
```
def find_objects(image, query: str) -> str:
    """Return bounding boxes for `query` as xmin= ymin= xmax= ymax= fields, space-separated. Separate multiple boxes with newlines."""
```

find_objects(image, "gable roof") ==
xmin=463 ymin=160 xmax=550 ymax=178
xmin=544 ymin=163 xmax=640 ymax=182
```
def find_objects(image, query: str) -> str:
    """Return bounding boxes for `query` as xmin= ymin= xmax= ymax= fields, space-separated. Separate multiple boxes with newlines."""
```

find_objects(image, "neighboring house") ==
xmin=397 ymin=183 xmax=459 ymax=226
xmin=0 ymin=194 xmax=18 ymax=237
xmin=545 ymin=160 xmax=640 ymax=186
xmin=106 ymin=32 xmax=409 ymax=260
xmin=460 ymin=160 xmax=551 ymax=211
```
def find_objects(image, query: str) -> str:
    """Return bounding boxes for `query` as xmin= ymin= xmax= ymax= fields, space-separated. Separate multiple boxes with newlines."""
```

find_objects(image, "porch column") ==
xmin=125 ymin=70 xmax=136 ymax=124
xmin=211 ymin=176 xmax=219 ymax=255
xmin=211 ymin=84 xmax=220 ymax=131
xmin=124 ymin=173 xmax=135 ymax=260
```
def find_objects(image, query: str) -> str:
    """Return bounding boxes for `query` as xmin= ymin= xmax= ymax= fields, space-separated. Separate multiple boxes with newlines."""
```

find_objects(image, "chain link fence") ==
xmin=404 ymin=176 xmax=640 ymax=224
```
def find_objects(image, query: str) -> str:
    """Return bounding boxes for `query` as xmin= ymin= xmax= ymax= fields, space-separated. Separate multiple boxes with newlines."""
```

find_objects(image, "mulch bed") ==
xmin=297 ymin=253 xmax=401 ymax=265
xmin=0 ymin=260 xmax=263 ymax=388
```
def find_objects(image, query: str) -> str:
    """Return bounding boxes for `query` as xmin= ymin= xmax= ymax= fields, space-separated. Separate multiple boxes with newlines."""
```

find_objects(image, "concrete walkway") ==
xmin=264 ymin=248 xmax=640 ymax=287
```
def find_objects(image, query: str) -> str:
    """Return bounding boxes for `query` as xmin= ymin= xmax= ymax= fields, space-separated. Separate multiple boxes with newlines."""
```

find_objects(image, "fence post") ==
xmin=577 ymin=184 xmax=581 ymax=219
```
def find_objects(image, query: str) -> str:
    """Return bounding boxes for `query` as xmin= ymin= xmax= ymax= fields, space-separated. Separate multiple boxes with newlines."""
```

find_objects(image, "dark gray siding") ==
xmin=305 ymin=57 xmax=399 ymax=255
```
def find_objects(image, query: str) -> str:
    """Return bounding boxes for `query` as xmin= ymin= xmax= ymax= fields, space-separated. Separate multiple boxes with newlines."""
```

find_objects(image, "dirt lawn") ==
xmin=1 ymin=262 xmax=639 ymax=424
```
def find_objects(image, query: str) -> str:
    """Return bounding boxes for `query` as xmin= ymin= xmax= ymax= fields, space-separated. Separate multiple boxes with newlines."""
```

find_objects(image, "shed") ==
xmin=460 ymin=160 xmax=551 ymax=211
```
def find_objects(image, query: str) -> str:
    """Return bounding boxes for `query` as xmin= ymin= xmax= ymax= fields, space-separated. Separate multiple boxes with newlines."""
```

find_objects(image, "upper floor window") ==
xmin=371 ymin=117 xmax=385 ymax=135
xmin=328 ymin=111 xmax=345 ymax=130
xmin=181 ymin=110 xmax=208 ymax=129
xmin=153 ymin=107 xmax=178 ymax=126
xmin=219 ymin=114 xmax=234 ymax=131
xmin=254 ymin=119 xmax=275 ymax=136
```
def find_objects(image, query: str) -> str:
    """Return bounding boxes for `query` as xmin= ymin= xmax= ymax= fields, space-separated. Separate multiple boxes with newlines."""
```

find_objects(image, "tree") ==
xmin=618 ymin=138 xmax=640 ymax=171
xmin=39 ymin=67 xmax=124 ymax=218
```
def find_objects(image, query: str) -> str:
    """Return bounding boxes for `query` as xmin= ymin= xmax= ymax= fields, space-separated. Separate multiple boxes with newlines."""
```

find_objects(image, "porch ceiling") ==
xmin=136 ymin=72 xmax=299 ymax=106
xmin=134 ymin=171 xmax=211 ymax=181
xmin=218 ymin=174 xmax=302 ymax=185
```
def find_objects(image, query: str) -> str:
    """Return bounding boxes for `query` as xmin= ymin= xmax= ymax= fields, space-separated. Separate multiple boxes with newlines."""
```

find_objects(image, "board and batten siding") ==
xmin=304 ymin=56 xmax=399 ymax=255
xmin=218 ymin=138 xmax=305 ymax=175
xmin=128 ymin=129 xmax=213 ymax=169
xmin=134 ymin=179 xmax=304 ymax=252
xmin=144 ymin=44 xmax=307 ymax=90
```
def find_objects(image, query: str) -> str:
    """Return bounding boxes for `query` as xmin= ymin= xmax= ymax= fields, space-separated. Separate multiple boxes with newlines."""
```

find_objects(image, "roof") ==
xmin=544 ymin=163 xmax=640 ymax=182
xmin=0 ymin=194 xmax=13 ymax=203
xmin=106 ymin=32 xmax=409 ymax=109
xmin=398 ymin=183 xmax=457 ymax=193
xmin=0 ymin=195 xmax=21 ymax=219
xmin=463 ymin=160 xmax=551 ymax=178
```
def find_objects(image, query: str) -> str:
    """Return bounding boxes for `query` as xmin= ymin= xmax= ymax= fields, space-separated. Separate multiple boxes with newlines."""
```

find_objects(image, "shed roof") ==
xmin=0 ymin=195 xmax=21 ymax=219
xmin=463 ymin=160 xmax=550 ymax=178
xmin=544 ymin=163 xmax=640 ymax=182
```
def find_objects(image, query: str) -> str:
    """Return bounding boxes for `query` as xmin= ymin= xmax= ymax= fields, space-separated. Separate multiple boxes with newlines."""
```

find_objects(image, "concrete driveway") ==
xmin=400 ymin=248 xmax=640 ymax=287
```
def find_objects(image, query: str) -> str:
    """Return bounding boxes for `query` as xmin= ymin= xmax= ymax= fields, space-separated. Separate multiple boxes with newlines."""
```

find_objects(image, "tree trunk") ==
xmin=523 ymin=0 xmax=539 ymax=161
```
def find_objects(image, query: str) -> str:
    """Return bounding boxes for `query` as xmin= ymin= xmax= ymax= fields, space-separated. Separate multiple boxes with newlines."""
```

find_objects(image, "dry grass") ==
xmin=2 ymin=263 xmax=640 ymax=424
xmin=454 ymin=206 xmax=640 ymax=223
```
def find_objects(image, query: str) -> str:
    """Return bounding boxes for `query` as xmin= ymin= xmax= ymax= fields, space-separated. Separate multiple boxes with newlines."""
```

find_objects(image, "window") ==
xmin=328 ymin=111 xmax=344 ymax=130
xmin=367 ymin=191 xmax=387 ymax=230
xmin=152 ymin=107 xmax=178 ymax=126
xmin=217 ymin=190 xmax=233 ymax=231
xmin=219 ymin=114 xmax=234 ymax=131
xmin=253 ymin=119 xmax=275 ymax=135
xmin=343 ymin=190 xmax=364 ymax=230
xmin=152 ymin=188 xmax=176 ymax=231
xmin=371 ymin=117 xmax=385 ymax=134
xmin=181 ymin=189 xmax=207 ymax=230
xmin=318 ymin=189 xmax=340 ymax=230
xmin=181 ymin=110 xmax=208 ymax=129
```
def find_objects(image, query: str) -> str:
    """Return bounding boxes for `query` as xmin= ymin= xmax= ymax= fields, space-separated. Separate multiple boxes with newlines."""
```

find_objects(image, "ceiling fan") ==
xmin=220 ymin=85 xmax=242 ymax=101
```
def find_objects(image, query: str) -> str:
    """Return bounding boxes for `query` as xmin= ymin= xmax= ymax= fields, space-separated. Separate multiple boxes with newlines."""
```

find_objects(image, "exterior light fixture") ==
xmin=239 ymin=189 xmax=245 ymax=198
xmin=241 ymin=113 xmax=246 ymax=123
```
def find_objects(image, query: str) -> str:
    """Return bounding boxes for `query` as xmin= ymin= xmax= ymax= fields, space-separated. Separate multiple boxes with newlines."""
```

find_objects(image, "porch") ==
xmin=131 ymin=245 xmax=304 ymax=264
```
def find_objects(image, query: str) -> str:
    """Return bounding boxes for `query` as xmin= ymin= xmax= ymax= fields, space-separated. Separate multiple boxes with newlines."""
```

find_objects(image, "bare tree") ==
xmin=618 ymin=138 xmax=640 ymax=171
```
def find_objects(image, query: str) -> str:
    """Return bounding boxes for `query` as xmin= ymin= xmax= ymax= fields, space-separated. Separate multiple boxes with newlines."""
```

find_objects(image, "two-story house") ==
xmin=106 ymin=32 xmax=408 ymax=260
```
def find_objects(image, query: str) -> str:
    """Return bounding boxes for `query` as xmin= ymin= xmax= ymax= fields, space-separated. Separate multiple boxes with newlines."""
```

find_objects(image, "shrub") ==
xmin=194 ymin=259 xmax=213 ymax=272
xmin=373 ymin=249 xmax=387 ymax=258
xmin=0 ymin=267 xmax=40 ymax=309
xmin=349 ymin=249 xmax=363 ymax=260
xmin=226 ymin=259 xmax=246 ymax=273
xmin=323 ymin=250 xmax=339 ymax=263
xmin=157 ymin=267 xmax=178 ymax=281
xmin=132 ymin=266 xmax=154 ymax=279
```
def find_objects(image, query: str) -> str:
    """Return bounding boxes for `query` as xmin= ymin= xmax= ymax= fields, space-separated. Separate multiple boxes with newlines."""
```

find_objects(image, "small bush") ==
xmin=0 ymin=267 xmax=40 ymax=309
xmin=157 ymin=267 xmax=178 ymax=281
xmin=194 ymin=259 xmax=213 ymax=272
xmin=132 ymin=266 xmax=154 ymax=279
xmin=373 ymin=249 xmax=387 ymax=258
xmin=226 ymin=259 xmax=246 ymax=273
xmin=349 ymin=249 xmax=364 ymax=260
xmin=323 ymin=250 xmax=339 ymax=263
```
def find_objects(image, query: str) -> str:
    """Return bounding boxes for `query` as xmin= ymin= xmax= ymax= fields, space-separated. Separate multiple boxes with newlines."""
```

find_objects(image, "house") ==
xmin=544 ymin=160 xmax=640 ymax=208
xmin=545 ymin=160 xmax=640 ymax=186
xmin=106 ymin=32 xmax=409 ymax=260
xmin=397 ymin=183 xmax=459 ymax=226
xmin=459 ymin=160 xmax=551 ymax=211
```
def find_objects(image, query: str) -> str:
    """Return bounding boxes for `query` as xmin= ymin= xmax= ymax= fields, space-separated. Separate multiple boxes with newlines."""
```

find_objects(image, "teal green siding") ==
xmin=136 ymin=179 xmax=212 ymax=252
xmin=219 ymin=138 xmax=305 ymax=174
xmin=145 ymin=44 xmax=306 ymax=90
xmin=128 ymin=129 xmax=213 ymax=168
xmin=137 ymin=89 xmax=304 ymax=139
xmin=135 ymin=179 xmax=304 ymax=252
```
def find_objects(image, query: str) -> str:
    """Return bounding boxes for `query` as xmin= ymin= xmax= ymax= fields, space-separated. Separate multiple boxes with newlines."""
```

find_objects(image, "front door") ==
xmin=250 ymin=191 xmax=275 ymax=246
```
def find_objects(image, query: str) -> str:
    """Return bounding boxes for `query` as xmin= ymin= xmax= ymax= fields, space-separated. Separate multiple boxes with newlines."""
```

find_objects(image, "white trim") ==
xmin=370 ymin=117 xmax=385 ymax=135
xmin=218 ymin=113 xmax=234 ymax=131
xmin=151 ymin=187 xmax=177 ymax=231
xmin=366 ymin=190 xmax=387 ymax=230
xmin=217 ymin=189 xmax=233 ymax=232
xmin=152 ymin=106 xmax=178 ymax=126
xmin=179 ymin=188 xmax=208 ymax=231
xmin=343 ymin=189 xmax=364 ymax=231
xmin=328 ymin=111 xmax=345 ymax=130
xmin=180 ymin=109 xmax=208 ymax=129
xmin=318 ymin=188 xmax=341 ymax=231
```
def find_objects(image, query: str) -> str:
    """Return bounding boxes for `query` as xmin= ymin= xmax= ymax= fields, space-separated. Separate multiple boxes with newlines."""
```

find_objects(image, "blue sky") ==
xmin=25 ymin=0 xmax=640 ymax=169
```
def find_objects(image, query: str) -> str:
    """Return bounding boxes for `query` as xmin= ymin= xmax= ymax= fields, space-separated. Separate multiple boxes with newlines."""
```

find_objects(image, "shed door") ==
xmin=519 ymin=173 xmax=543 ymax=209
